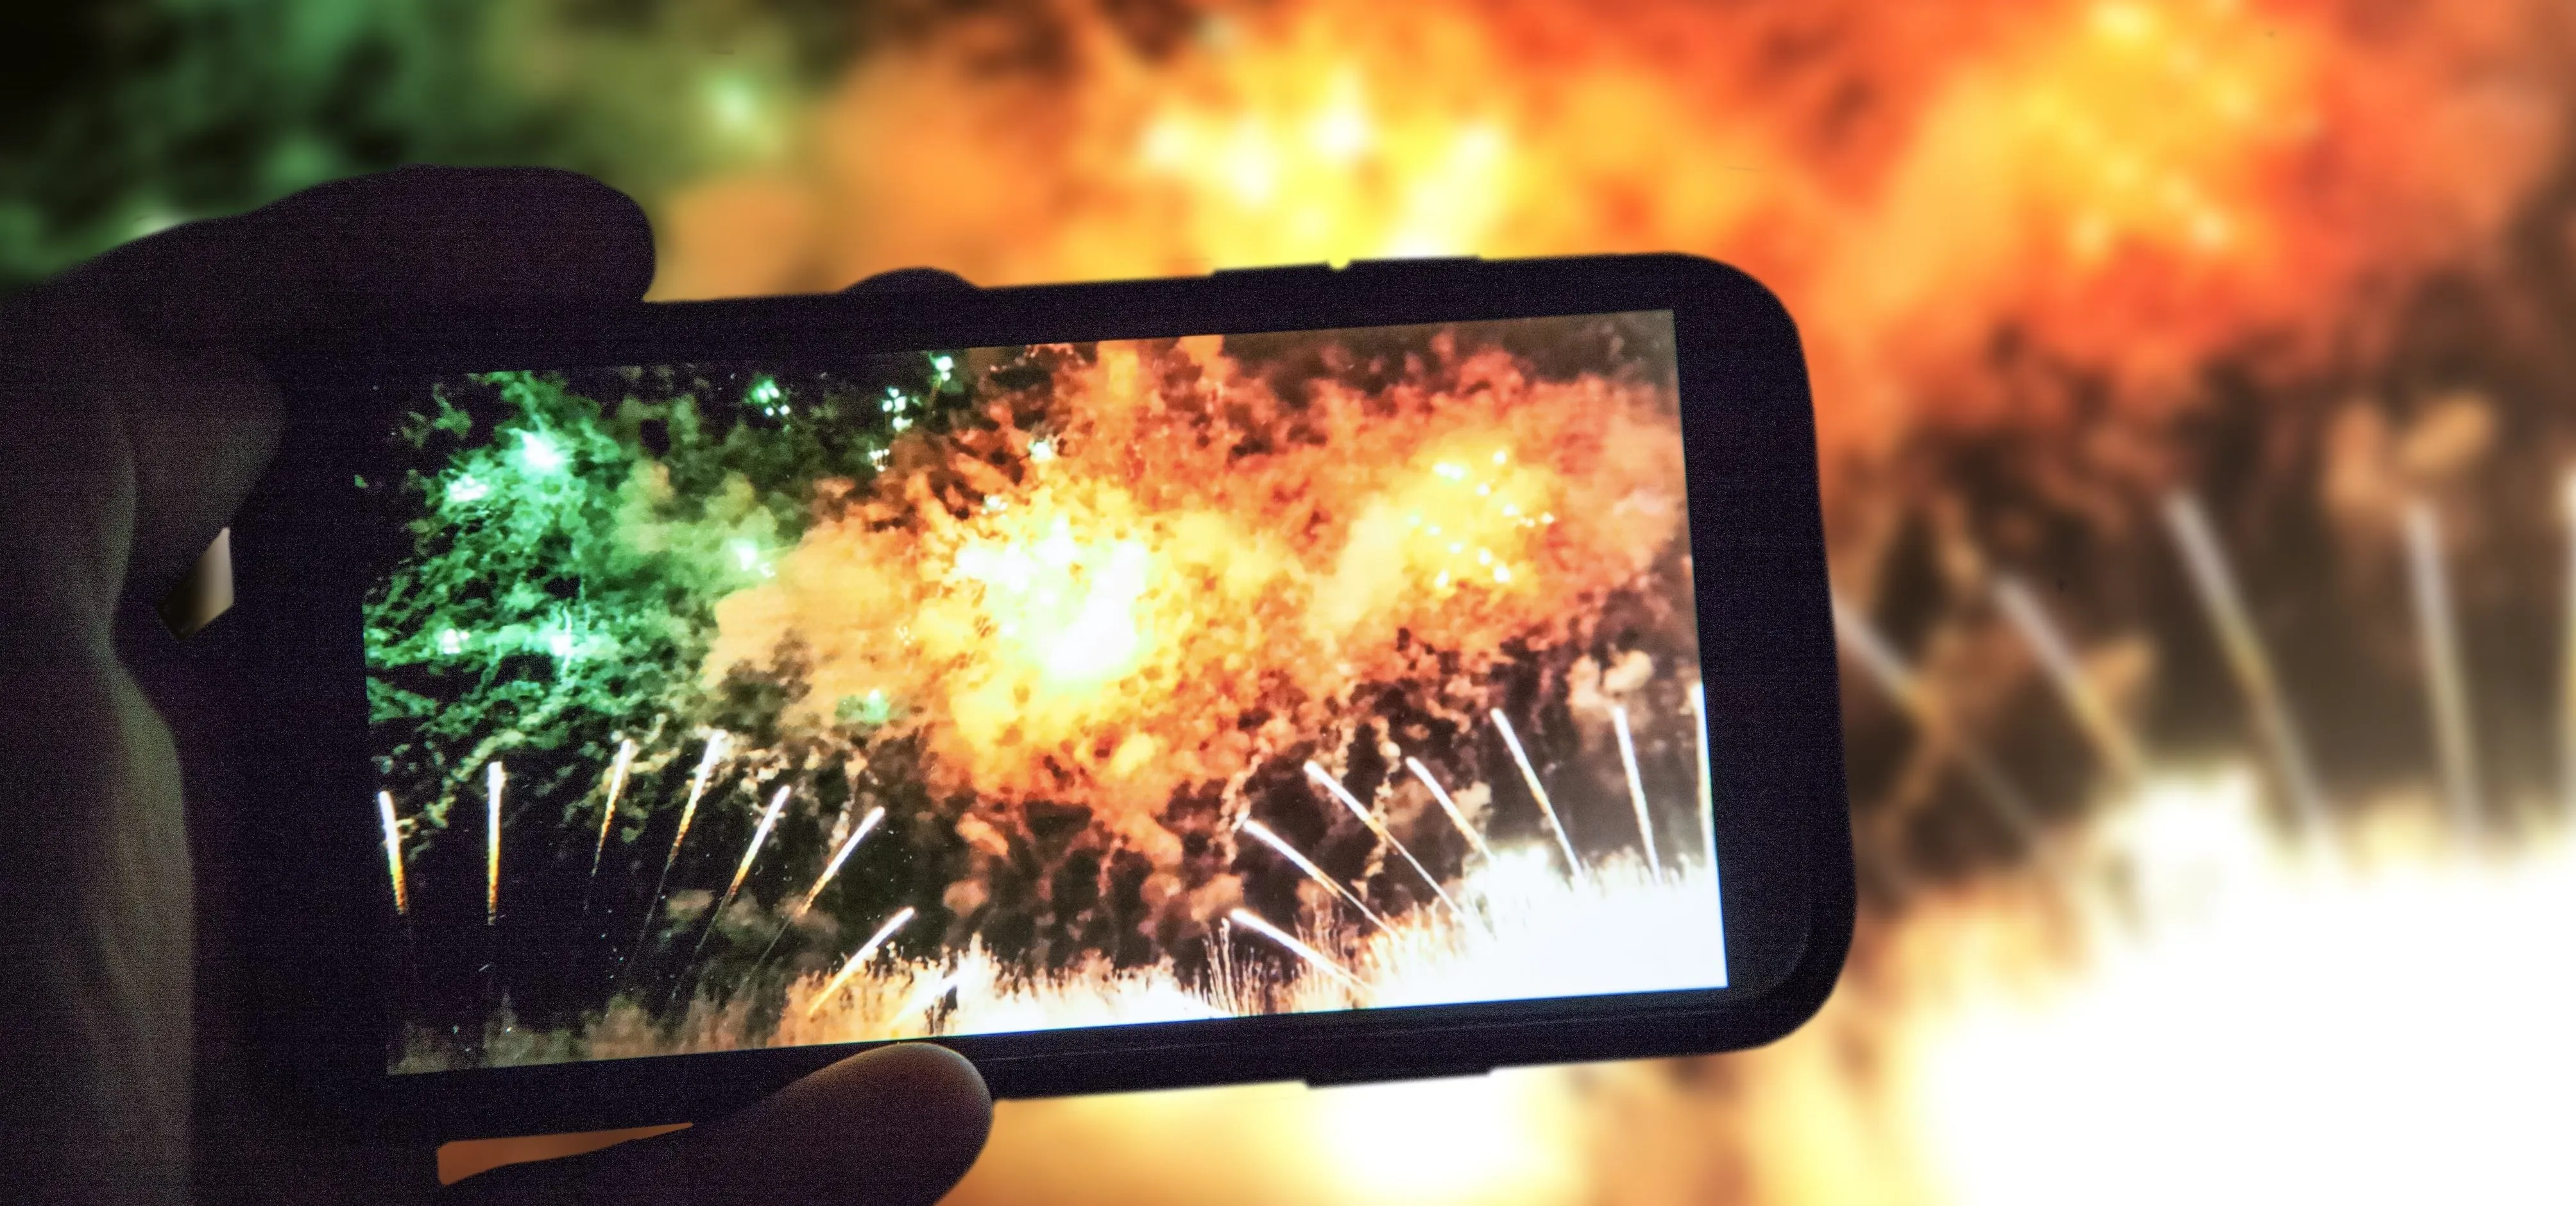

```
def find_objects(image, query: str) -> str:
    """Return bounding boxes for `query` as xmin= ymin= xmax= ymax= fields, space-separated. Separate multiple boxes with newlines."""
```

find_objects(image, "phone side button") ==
xmin=1303 ymin=1064 xmax=1493 ymax=1089
xmin=1345 ymin=256 xmax=1482 ymax=269
xmin=1209 ymin=263 xmax=1339 ymax=280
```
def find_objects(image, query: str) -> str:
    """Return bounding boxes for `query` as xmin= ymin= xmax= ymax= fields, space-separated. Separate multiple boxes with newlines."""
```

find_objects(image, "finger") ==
xmin=442 ymin=1044 xmax=994 ymax=1206
xmin=4 ymin=166 xmax=656 ymax=607
xmin=73 ymin=165 xmax=656 ymax=347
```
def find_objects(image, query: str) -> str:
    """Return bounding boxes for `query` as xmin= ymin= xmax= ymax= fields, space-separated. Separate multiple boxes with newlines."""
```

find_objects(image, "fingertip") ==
xmin=256 ymin=165 xmax=659 ymax=307
xmin=695 ymin=1044 xmax=993 ymax=1205
xmin=765 ymin=1042 xmax=994 ymax=1141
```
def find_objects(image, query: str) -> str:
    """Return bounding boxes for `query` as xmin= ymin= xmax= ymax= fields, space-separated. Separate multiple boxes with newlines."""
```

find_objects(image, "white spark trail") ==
xmin=1228 ymin=908 xmax=1362 ymax=991
xmin=678 ymin=784 xmax=798 ymax=986
xmin=1490 ymin=709 xmax=1587 ymax=883
xmin=377 ymin=790 xmax=407 ymax=916
xmin=1405 ymin=756 xmax=1494 ymax=861
xmin=1240 ymin=818 xmax=1387 ymax=930
xmin=624 ymin=732 xmax=731 ymax=979
xmin=485 ymin=762 xmax=504 ymax=927
xmin=805 ymin=907 xmax=917 ymax=1019
xmin=662 ymin=732 xmax=731 ymax=874
xmin=1830 ymin=594 xmax=2040 ymax=839
xmin=753 ymin=805 xmax=887 ymax=972
xmin=1995 ymin=576 xmax=2145 ymax=781
xmin=1610 ymin=706 xmax=1663 ymax=879
xmin=2403 ymin=502 xmax=2482 ymax=839
xmin=583 ymin=738 xmax=638 ymax=915
xmin=1304 ymin=761 xmax=1462 ymax=913
xmin=2162 ymin=494 xmax=2328 ymax=834
xmin=722 ymin=785 xmax=794 ymax=912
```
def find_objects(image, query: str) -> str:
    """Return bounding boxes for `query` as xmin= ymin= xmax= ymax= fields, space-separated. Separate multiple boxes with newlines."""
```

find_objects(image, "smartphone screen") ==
xmin=363 ymin=311 xmax=1724 ymax=1072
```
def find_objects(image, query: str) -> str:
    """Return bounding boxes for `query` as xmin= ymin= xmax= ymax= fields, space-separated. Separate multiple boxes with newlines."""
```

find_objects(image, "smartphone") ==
xmin=224 ymin=254 xmax=1851 ymax=1141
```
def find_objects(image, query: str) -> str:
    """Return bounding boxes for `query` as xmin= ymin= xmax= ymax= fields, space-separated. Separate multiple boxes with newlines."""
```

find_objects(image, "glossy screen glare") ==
xmin=361 ymin=311 xmax=1725 ymax=1070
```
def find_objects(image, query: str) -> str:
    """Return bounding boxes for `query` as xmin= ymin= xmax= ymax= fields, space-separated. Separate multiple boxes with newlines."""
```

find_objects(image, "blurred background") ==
xmin=17 ymin=0 xmax=2576 ymax=1201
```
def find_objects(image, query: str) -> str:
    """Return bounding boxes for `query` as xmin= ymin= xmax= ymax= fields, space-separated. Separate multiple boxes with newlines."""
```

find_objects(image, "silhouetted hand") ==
xmin=0 ymin=166 xmax=993 ymax=1205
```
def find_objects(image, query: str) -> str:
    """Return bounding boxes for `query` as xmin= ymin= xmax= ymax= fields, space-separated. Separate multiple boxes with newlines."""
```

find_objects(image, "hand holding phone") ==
xmin=0 ymin=167 xmax=991 ymax=1203
xmin=228 ymin=240 xmax=1852 ymax=1140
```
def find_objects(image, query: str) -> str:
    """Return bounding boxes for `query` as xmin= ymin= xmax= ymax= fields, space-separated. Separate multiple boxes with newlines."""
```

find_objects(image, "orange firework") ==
xmin=702 ymin=334 xmax=1687 ymax=868
xmin=660 ymin=0 xmax=2561 ymax=452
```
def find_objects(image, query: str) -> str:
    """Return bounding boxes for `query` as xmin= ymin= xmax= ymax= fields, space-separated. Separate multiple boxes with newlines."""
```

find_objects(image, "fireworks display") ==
xmin=85 ymin=0 xmax=2564 ymax=1194
xmin=367 ymin=311 xmax=1721 ymax=1069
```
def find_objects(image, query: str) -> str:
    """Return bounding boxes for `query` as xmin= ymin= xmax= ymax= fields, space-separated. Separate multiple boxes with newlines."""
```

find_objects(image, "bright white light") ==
xmin=517 ymin=431 xmax=567 ymax=474
xmin=447 ymin=475 xmax=490 ymax=504
xmin=1901 ymin=772 xmax=2576 ymax=1206
xmin=436 ymin=628 xmax=469 ymax=656
xmin=729 ymin=540 xmax=762 ymax=572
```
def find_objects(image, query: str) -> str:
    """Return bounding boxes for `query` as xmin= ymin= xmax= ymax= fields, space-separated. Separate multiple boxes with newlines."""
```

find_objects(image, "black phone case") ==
xmin=223 ymin=253 xmax=1852 ymax=1141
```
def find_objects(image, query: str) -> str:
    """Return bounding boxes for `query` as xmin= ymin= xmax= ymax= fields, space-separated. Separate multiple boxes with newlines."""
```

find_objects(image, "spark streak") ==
xmin=1610 ymin=706 xmax=1663 ymax=879
xmin=2403 ymin=502 xmax=2481 ymax=838
xmin=1227 ymin=908 xmax=1362 ymax=991
xmin=624 ymin=732 xmax=732 ymax=978
xmin=665 ymin=732 xmax=731 ymax=872
xmin=1995 ymin=576 xmax=2145 ymax=781
xmin=1239 ymin=818 xmax=1386 ymax=929
xmin=753 ymin=805 xmax=887 ymax=970
xmin=583 ymin=738 xmax=638 ymax=915
xmin=1830 ymin=595 xmax=2040 ymax=838
xmin=723 ymin=785 xmax=795 ymax=913
xmin=805 ymin=906 xmax=917 ymax=1019
xmin=1490 ymin=709 xmax=1586 ymax=883
xmin=485 ymin=762 xmax=504 ymax=927
xmin=2161 ymin=494 xmax=2327 ymax=833
xmin=1304 ymin=761 xmax=1460 ymax=913
xmin=678 ymin=785 xmax=798 ymax=985
xmin=1405 ymin=755 xmax=1493 ymax=861
xmin=377 ymin=790 xmax=407 ymax=915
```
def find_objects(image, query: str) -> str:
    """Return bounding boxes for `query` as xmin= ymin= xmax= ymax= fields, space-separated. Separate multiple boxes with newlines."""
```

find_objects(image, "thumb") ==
xmin=442 ymin=1044 xmax=993 ymax=1206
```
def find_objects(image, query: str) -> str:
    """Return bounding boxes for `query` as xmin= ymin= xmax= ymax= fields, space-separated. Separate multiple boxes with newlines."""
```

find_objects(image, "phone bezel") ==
xmin=230 ymin=253 xmax=1852 ymax=1141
